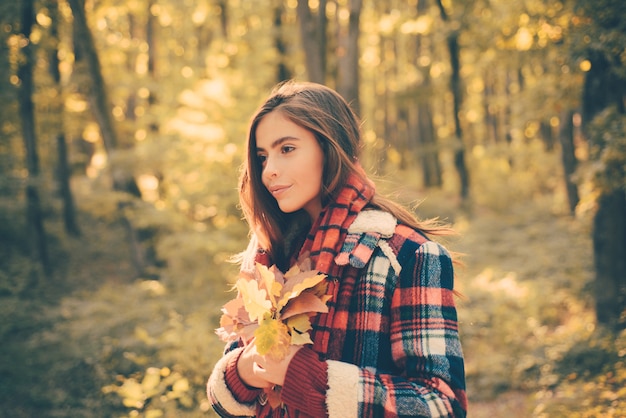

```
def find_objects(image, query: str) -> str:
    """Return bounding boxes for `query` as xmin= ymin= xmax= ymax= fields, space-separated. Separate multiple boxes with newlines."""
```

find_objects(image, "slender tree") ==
xmin=147 ymin=0 xmax=157 ymax=77
xmin=48 ymin=0 xmax=80 ymax=236
xmin=436 ymin=0 xmax=470 ymax=200
xmin=575 ymin=0 xmax=626 ymax=330
xmin=296 ymin=0 xmax=327 ymax=83
xmin=67 ymin=0 xmax=140 ymax=196
xmin=68 ymin=0 xmax=151 ymax=278
xmin=17 ymin=0 xmax=51 ymax=276
xmin=273 ymin=2 xmax=292 ymax=83
xmin=558 ymin=110 xmax=580 ymax=215
xmin=67 ymin=0 xmax=117 ymax=152
xmin=336 ymin=0 xmax=362 ymax=115
xmin=217 ymin=0 xmax=228 ymax=39
xmin=414 ymin=0 xmax=442 ymax=188
xmin=0 ymin=4 xmax=19 ymax=197
xmin=483 ymin=68 xmax=500 ymax=144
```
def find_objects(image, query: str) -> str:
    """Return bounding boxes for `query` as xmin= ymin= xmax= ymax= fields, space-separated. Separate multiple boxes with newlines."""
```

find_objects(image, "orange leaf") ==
xmin=281 ymin=291 xmax=329 ymax=320
xmin=265 ymin=386 xmax=282 ymax=409
xmin=221 ymin=298 xmax=248 ymax=321
xmin=277 ymin=271 xmax=327 ymax=311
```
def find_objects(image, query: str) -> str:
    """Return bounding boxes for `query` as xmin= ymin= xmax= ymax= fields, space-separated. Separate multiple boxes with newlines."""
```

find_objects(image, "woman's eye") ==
xmin=257 ymin=154 xmax=267 ymax=165
xmin=281 ymin=145 xmax=295 ymax=154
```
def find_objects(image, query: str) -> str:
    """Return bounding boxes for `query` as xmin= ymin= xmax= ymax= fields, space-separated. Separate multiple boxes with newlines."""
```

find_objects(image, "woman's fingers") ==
xmin=241 ymin=344 xmax=303 ymax=387
xmin=252 ymin=345 xmax=302 ymax=387
xmin=238 ymin=344 xmax=271 ymax=389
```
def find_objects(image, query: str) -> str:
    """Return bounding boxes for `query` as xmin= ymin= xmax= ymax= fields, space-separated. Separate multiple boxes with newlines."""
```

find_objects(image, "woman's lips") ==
xmin=269 ymin=185 xmax=290 ymax=196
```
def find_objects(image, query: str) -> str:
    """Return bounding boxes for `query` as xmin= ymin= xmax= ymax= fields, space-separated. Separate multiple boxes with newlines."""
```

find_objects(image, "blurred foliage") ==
xmin=469 ymin=140 xmax=565 ymax=212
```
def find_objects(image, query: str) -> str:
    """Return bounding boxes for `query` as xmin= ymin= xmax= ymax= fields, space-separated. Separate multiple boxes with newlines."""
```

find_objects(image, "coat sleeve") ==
xmin=325 ymin=240 xmax=467 ymax=417
xmin=207 ymin=235 xmax=270 ymax=417
xmin=207 ymin=345 xmax=262 ymax=417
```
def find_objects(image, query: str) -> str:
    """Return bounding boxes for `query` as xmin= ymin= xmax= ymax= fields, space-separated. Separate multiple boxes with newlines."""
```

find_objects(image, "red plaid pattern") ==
xmin=208 ymin=173 xmax=467 ymax=417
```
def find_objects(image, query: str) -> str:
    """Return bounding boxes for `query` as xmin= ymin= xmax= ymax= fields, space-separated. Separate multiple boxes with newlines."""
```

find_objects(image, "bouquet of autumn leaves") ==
xmin=216 ymin=256 xmax=330 ymax=361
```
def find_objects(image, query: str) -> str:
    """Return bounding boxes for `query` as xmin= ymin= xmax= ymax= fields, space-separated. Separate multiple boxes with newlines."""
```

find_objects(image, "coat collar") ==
xmin=335 ymin=210 xmax=397 ymax=269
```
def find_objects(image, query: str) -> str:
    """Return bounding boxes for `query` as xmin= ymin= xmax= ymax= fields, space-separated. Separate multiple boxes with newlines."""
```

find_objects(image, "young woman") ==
xmin=207 ymin=81 xmax=467 ymax=417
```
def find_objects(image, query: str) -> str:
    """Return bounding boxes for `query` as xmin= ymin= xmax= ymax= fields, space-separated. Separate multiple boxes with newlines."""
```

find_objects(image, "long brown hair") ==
xmin=239 ymin=81 xmax=452 ymax=267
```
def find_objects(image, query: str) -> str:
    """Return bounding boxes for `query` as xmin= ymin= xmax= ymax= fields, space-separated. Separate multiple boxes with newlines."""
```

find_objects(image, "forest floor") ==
xmin=0 ymin=214 xmax=139 ymax=418
xmin=1 ymin=191 xmax=622 ymax=417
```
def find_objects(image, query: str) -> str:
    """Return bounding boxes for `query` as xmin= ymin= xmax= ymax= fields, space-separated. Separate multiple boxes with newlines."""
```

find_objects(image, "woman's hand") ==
xmin=237 ymin=342 xmax=302 ymax=388
xmin=237 ymin=342 xmax=272 ymax=389
xmin=252 ymin=344 xmax=302 ymax=387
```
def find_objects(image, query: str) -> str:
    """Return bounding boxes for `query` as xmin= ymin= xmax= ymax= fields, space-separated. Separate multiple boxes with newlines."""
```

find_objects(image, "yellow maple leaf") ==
xmin=236 ymin=277 xmax=272 ymax=323
xmin=255 ymin=263 xmax=282 ymax=306
xmin=254 ymin=317 xmax=291 ymax=360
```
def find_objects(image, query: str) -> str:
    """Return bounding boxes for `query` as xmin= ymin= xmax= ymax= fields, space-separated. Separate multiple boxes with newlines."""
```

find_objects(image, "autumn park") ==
xmin=1 ymin=0 xmax=625 ymax=416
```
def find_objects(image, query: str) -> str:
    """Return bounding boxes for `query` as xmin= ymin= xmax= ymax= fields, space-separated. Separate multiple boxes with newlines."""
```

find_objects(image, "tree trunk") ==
xmin=145 ymin=0 xmax=159 ymax=131
xmin=582 ymin=53 xmax=625 ymax=127
xmin=436 ymin=0 xmax=470 ymax=200
xmin=414 ymin=0 xmax=442 ymax=188
xmin=68 ymin=0 xmax=118 ymax=153
xmin=273 ymin=4 xmax=292 ymax=83
xmin=217 ymin=0 xmax=228 ymax=39
xmin=541 ymin=120 xmax=555 ymax=151
xmin=483 ymin=72 xmax=499 ymax=144
xmin=373 ymin=41 xmax=389 ymax=173
xmin=68 ymin=0 xmax=148 ymax=278
xmin=296 ymin=0 xmax=326 ymax=84
xmin=418 ymin=102 xmax=442 ymax=187
xmin=581 ymin=44 xmax=626 ymax=330
xmin=592 ymin=190 xmax=626 ymax=329
xmin=56 ymin=133 xmax=81 ymax=236
xmin=18 ymin=0 xmax=51 ymax=276
xmin=125 ymin=12 xmax=137 ymax=121
xmin=49 ymin=0 xmax=80 ymax=236
xmin=558 ymin=110 xmax=579 ymax=215
xmin=336 ymin=0 xmax=362 ymax=115
xmin=68 ymin=0 xmax=140 ymax=196
xmin=147 ymin=0 xmax=157 ymax=77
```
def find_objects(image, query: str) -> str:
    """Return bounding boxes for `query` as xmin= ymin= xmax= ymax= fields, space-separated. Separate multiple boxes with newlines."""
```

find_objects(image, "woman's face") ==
xmin=255 ymin=110 xmax=325 ymax=221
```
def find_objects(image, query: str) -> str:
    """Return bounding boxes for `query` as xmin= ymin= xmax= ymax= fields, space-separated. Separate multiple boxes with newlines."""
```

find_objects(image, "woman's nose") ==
xmin=263 ymin=156 xmax=278 ymax=178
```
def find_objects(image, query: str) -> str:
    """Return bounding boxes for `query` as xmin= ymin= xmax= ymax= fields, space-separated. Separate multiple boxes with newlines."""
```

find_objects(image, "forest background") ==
xmin=1 ymin=0 xmax=625 ymax=417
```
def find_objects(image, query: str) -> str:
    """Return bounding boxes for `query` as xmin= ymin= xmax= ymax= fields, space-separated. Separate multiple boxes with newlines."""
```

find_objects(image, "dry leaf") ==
xmin=236 ymin=277 xmax=272 ymax=323
xmin=286 ymin=314 xmax=314 ymax=345
xmin=277 ymin=271 xmax=327 ymax=311
xmin=281 ymin=291 xmax=329 ymax=319
xmin=215 ymin=258 xmax=329 ymax=361
xmin=254 ymin=317 xmax=291 ymax=360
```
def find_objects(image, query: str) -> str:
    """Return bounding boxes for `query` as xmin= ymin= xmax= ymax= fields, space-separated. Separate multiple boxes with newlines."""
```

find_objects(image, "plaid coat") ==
xmin=208 ymin=208 xmax=467 ymax=417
